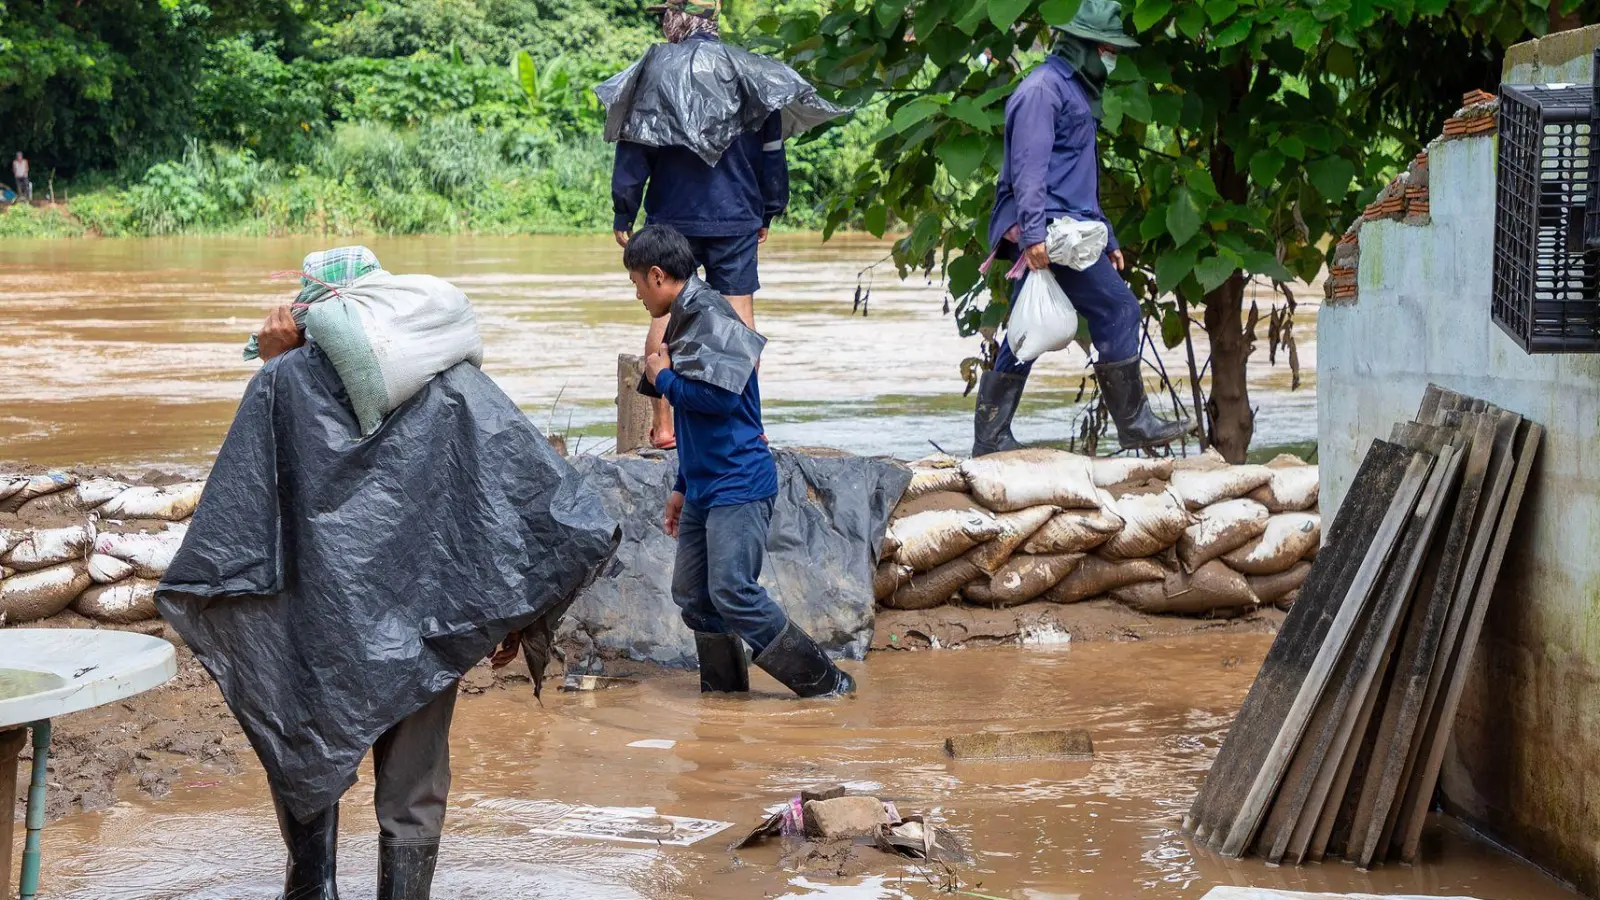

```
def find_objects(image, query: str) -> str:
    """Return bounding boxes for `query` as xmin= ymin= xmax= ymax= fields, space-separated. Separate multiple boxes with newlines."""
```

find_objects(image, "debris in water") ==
xmin=944 ymin=729 xmax=1093 ymax=761
xmin=626 ymin=738 xmax=676 ymax=750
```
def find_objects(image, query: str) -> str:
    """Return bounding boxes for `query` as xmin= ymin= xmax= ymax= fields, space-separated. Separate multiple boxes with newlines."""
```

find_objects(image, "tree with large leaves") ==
xmin=758 ymin=0 xmax=1572 ymax=461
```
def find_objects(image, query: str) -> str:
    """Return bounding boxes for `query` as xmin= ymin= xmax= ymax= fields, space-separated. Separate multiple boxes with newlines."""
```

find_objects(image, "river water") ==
xmin=0 ymin=234 xmax=1316 ymax=467
xmin=30 ymin=638 xmax=1575 ymax=900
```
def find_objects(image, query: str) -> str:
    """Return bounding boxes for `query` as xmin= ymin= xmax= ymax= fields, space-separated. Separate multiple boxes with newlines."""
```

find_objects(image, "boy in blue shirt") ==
xmin=626 ymin=224 xmax=854 ymax=698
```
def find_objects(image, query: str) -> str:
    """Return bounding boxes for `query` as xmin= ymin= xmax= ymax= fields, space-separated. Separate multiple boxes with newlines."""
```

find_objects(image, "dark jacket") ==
xmin=612 ymin=38 xmax=789 ymax=237
xmin=989 ymin=54 xmax=1119 ymax=253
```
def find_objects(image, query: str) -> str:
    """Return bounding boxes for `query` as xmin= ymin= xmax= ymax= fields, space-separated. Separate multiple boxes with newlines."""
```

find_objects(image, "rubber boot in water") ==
xmin=275 ymin=798 xmax=339 ymax=900
xmin=694 ymin=631 xmax=750 ymax=693
xmin=378 ymin=839 xmax=439 ymax=900
xmin=972 ymin=369 xmax=1028 ymax=457
xmin=753 ymin=621 xmax=856 ymax=698
xmin=1094 ymin=357 xmax=1193 ymax=451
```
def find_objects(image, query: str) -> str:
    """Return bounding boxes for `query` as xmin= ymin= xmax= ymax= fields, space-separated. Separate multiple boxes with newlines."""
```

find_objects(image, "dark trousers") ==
xmin=275 ymin=683 xmax=458 ymax=844
xmin=994 ymin=255 xmax=1142 ymax=376
xmin=672 ymin=497 xmax=787 ymax=655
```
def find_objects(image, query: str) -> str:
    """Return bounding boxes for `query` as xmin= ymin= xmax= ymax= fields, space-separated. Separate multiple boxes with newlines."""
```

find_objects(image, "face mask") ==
xmin=1100 ymin=51 xmax=1118 ymax=75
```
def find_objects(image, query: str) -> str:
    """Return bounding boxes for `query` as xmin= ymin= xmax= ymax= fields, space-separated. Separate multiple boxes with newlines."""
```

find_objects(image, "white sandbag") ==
xmin=889 ymin=508 xmax=1001 ymax=572
xmin=1170 ymin=465 xmax=1274 ymax=510
xmin=960 ymin=448 xmax=1099 ymax=512
xmin=95 ymin=524 xmax=188 ymax=579
xmin=893 ymin=490 xmax=984 ymax=520
xmin=3 ymin=523 xmax=96 ymax=572
xmin=73 ymin=578 xmax=160 ymax=624
xmin=874 ymin=561 xmax=914 ymax=602
xmin=884 ymin=557 xmax=982 ymax=610
xmin=965 ymin=506 xmax=1058 ymax=575
xmin=1099 ymin=488 xmax=1191 ymax=559
xmin=880 ymin=534 xmax=900 ymax=563
xmin=1247 ymin=465 xmax=1320 ymax=513
xmin=1177 ymin=499 xmax=1270 ymax=572
xmin=1223 ymin=513 xmax=1321 ymax=575
xmin=1046 ymin=215 xmax=1110 ymax=271
xmin=1005 ymin=269 xmax=1078 ymax=362
xmin=15 ymin=477 xmax=132 ymax=518
xmin=904 ymin=466 xmax=967 ymax=499
xmin=1115 ymin=561 xmax=1260 ymax=615
xmin=1247 ymin=561 xmax=1313 ymax=605
xmin=1277 ymin=588 xmax=1300 ymax=610
xmin=1021 ymin=491 xmax=1125 ymax=554
xmin=1046 ymin=556 xmax=1168 ymax=604
xmin=0 ymin=561 xmax=92 ymax=624
xmin=98 ymin=482 xmax=205 ymax=521
xmin=0 ymin=472 xmax=78 ymax=513
xmin=88 ymin=553 xmax=136 ymax=584
xmin=964 ymin=553 xmax=1083 ymax=608
xmin=1092 ymin=456 xmax=1174 ymax=488
xmin=1172 ymin=449 xmax=1229 ymax=472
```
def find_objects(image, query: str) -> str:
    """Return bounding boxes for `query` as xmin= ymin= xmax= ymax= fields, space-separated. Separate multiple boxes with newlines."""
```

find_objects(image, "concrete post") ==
xmin=617 ymin=354 xmax=653 ymax=455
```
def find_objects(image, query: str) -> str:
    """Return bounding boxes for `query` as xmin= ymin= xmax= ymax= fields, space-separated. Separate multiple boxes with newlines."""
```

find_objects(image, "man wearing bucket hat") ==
xmin=972 ymin=0 xmax=1193 ymax=457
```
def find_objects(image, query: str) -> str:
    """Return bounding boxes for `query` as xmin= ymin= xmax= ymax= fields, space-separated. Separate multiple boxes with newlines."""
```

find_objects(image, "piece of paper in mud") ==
xmin=470 ymin=799 xmax=733 ymax=846
xmin=627 ymin=739 xmax=676 ymax=749
xmin=1201 ymin=890 xmax=1484 ymax=900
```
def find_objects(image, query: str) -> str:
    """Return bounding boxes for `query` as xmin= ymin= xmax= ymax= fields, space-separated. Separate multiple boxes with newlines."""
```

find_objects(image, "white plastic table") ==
xmin=0 ymin=629 xmax=177 ymax=900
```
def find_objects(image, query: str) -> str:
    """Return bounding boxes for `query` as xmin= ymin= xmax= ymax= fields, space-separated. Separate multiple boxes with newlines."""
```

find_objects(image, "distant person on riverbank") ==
xmin=627 ymin=224 xmax=855 ymax=699
xmin=610 ymin=0 xmax=789 ymax=450
xmin=973 ymin=0 xmax=1193 ymax=457
xmin=11 ymin=152 xmax=30 ymax=203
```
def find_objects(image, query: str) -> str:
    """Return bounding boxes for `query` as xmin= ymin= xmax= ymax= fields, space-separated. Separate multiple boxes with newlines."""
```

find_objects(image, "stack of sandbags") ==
xmin=0 ymin=471 xmax=200 ymax=626
xmin=876 ymin=449 xmax=1321 ymax=619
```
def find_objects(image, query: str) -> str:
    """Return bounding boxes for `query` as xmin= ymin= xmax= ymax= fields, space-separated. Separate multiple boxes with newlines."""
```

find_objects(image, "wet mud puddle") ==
xmin=29 ymin=637 xmax=1573 ymax=900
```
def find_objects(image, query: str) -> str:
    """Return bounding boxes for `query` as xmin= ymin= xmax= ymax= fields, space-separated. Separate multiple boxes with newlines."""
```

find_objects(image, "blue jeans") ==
xmin=994 ymin=255 xmax=1142 ymax=376
xmin=672 ymin=497 xmax=787 ymax=654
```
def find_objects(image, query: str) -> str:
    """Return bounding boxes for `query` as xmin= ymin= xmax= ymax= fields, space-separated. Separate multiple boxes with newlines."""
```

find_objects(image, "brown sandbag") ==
xmin=15 ymin=478 xmax=131 ymax=518
xmin=892 ymin=490 xmax=984 ymax=519
xmin=0 ymin=472 xmax=79 ymax=514
xmin=874 ymin=561 xmax=914 ymax=602
xmin=959 ymin=448 xmax=1099 ymax=512
xmin=966 ymin=505 xmax=1058 ymax=574
xmin=1176 ymin=498 xmax=1269 ymax=572
xmin=1246 ymin=464 xmax=1320 ymax=512
xmin=1276 ymin=588 xmax=1300 ymax=611
xmin=1171 ymin=449 xmax=1229 ymax=472
xmin=1221 ymin=512 xmax=1321 ymax=575
xmin=73 ymin=578 xmax=160 ymax=624
xmin=884 ymin=557 xmax=983 ymax=610
xmin=1246 ymin=560 xmax=1313 ymax=605
xmin=964 ymin=553 xmax=1084 ymax=608
xmin=903 ymin=453 xmax=968 ymax=499
xmin=1114 ymin=560 xmax=1259 ymax=616
xmin=0 ymin=561 xmax=92 ymax=624
xmin=889 ymin=508 xmax=1002 ymax=572
xmin=1020 ymin=497 xmax=1124 ymax=554
xmin=880 ymin=534 xmax=900 ymax=562
xmin=1099 ymin=488 xmax=1190 ymax=559
xmin=98 ymin=482 xmax=205 ymax=522
xmin=1091 ymin=456 xmax=1174 ymax=488
xmin=1045 ymin=556 xmax=1168 ymax=604
xmin=1170 ymin=465 xmax=1274 ymax=510
xmin=2 ymin=524 xmax=96 ymax=572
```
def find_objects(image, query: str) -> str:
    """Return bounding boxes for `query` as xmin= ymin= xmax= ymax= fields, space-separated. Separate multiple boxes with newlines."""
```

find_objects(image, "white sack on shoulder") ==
xmin=1006 ymin=269 xmax=1078 ymax=362
xmin=960 ymin=448 xmax=1098 ymax=512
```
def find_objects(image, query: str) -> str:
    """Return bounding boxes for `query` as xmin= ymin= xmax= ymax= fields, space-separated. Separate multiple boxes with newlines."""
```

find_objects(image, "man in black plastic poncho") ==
xmin=157 ymin=252 xmax=619 ymax=900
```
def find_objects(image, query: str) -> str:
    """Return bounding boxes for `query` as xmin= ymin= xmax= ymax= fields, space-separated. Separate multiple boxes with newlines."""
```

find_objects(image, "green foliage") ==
xmin=0 ymin=204 xmax=87 ymax=240
xmin=197 ymin=38 xmax=326 ymax=162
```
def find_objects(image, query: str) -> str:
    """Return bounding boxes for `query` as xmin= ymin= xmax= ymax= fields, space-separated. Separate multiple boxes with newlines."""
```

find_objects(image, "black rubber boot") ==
xmin=695 ymin=631 xmax=751 ymax=693
xmin=753 ymin=621 xmax=856 ymax=698
xmin=972 ymin=369 xmax=1028 ymax=457
xmin=378 ymin=840 xmax=439 ymax=900
xmin=274 ymin=798 xmax=340 ymax=900
xmin=1094 ymin=357 xmax=1193 ymax=451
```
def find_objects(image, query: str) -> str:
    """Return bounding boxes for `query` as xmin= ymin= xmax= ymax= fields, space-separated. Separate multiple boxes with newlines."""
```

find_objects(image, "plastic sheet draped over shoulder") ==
xmin=595 ymin=40 xmax=850 ymax=166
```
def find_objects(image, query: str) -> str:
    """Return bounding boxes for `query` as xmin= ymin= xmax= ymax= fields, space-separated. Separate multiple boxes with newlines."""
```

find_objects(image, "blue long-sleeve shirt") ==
xmin=989 ymin=54 xmax=1119 ymax=254
xmin=613 ymin=38 xmax=789 ymax=238
xmin=656 ymin=368 xmax=778 ymax=509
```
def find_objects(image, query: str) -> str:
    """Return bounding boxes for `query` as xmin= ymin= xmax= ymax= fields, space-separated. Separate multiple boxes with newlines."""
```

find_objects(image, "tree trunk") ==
xmin=1204 ymin=272 xmax=1253 ymax=463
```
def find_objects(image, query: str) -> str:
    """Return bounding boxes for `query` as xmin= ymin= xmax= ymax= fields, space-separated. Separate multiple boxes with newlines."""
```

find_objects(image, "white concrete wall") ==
xmin=1318 ymin=32 xmax=1600 ymax=895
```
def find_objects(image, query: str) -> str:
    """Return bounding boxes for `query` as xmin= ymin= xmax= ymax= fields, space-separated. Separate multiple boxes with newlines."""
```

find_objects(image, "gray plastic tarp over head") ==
xmin=562 ymin=450 xmax=910 ymax=668
xmin=157 ymin=346 xmax=620 ymax=823
xmin=595 ymin=39 xmax=850 ymax=166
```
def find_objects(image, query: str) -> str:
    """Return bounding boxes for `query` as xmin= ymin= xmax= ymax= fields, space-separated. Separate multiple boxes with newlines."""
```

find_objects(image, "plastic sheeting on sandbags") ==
xmin=966 ymin=506 xmax=1057 ymax=575
xmin=1046 ymin=556 xmax=1168 ymax=604
xmin=874 ymin=561 xmax=914 ymax=602
xmin=960 ymin=448 xmax=1099 ymax=512
xmin=0 ymin=561 xmax=91 ymax=624
xmin=964 ymin=552 xmax=1083 ymax=608
xmin=903 ymin=454 xmax=967 ymax=499
xmin=1114 ymin=561 xmax=1259 ymax=616
xmin=1092 ymin=456 xmax=1174 ymax=488
xmin=2 ymin=523 xmax=95 ymax=572
xmin=1021 ymin=497 xmax=1125 ymax=554
xmin=0 ymin=472 xmax=77 ymax=514
xmin=98 ymin=482 xmax=205 ymax=521
xmin=88 ymin=553 xmax=135 ymax=584
xmin=95 ymin=524 xmax=188 ymax=579
xmin=1177 ymin=499 xmax=1269 ymax=572
xmin=1223 ymin=513 xmax=1321 ymax=575
xmin=73 ymin=578 xmax=160 ymax=624
xmin=1247 ymin=561 xmax=1312 ymax=605
xmin=885 ymin=557 xmax=982 ymax=610
xmin=1099 ymin=489 xmax=1191 ymax=559
xmin=889 ymin=508 xmax=1001 ymax=572
xmin=1170 ymin=465 xmax=1274 ymax=510
xmin=1248 ymin=464 xmax=1320 ymax=513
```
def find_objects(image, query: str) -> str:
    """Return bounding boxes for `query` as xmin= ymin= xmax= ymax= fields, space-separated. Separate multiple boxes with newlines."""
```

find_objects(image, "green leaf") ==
xmin=1119 ymin=82 xmax=1153 ymax=123
xmin=946 ymin=97 xmax=993 ymax=130
xmin=1161 ymin=307 xmax=1187 ymax=348
xmin=1288 ymin=12 xmax=1324 ymax=50
xmin=1276 ymin=136 xmax=1305 ymax=159
xmin=1175 ymin=3 xmax=1206 ymax=37
xmin=1306 ymin=155 xmax=1356 ymax=201
xmin=1038 ymin=0 xmax=1083 ymax=27
xmin=1194 ymin=254 xmax=1238 ymax=292
xmin=1204 ymin=0 xmax=1238 ymax=22
xmin=891 ymin=97 xmax=944 ymax=133
xmin=1133 ymin=0 xmax=1172 ymax=32
xmin=1325 ymin=42 xmax=1357 ymax=78
xmin=1249 ymin=149 xmax=1285 ymax=187
xmin=1166 ymin=186 xmax=1202 ymax=246
xmin=988 ymin=0 xmax=1031 ymax=30
xmin=937 ymin=133 xmax=991 ymax=181
xmin=1154 ymin=246 xmax=1197 ymax=292
xmin=876 ymin=0 xmax=911 ymax=28
xmin=1211 ymin=17 xmax=1253 ymax=46
xmin=864 ymin=204 xmax=888 ymax=238
xmin=948 ymin=253 xmax=982 ymax=297
xmin=927 ymin=26 xmax=970 ymax=66
xmin=1241 ymin=250 xmax=1295 ymax=282
xmin=980 ymin=298 xmax=1010 ymax=331
xmin=955 ymin=0 xmax=990 ymax=34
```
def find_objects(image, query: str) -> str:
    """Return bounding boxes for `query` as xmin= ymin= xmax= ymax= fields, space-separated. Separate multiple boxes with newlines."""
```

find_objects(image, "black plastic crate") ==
xmin=1492 ymin=81 xmax=1600 ymax=353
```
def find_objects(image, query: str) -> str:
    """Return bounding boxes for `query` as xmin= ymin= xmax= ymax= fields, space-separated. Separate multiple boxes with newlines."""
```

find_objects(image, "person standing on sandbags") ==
xmin=625 ymin=224 xmax=855 ymax=698
xmin=973 ymin=0 xmax=1193 ymax=457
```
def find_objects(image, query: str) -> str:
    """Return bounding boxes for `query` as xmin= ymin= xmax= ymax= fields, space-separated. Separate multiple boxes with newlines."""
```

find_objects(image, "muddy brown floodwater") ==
xmin=0 ymin=234 xmax=1317 ymax=466
xmin=27 ymin=637 xmax=1576 ymax=900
